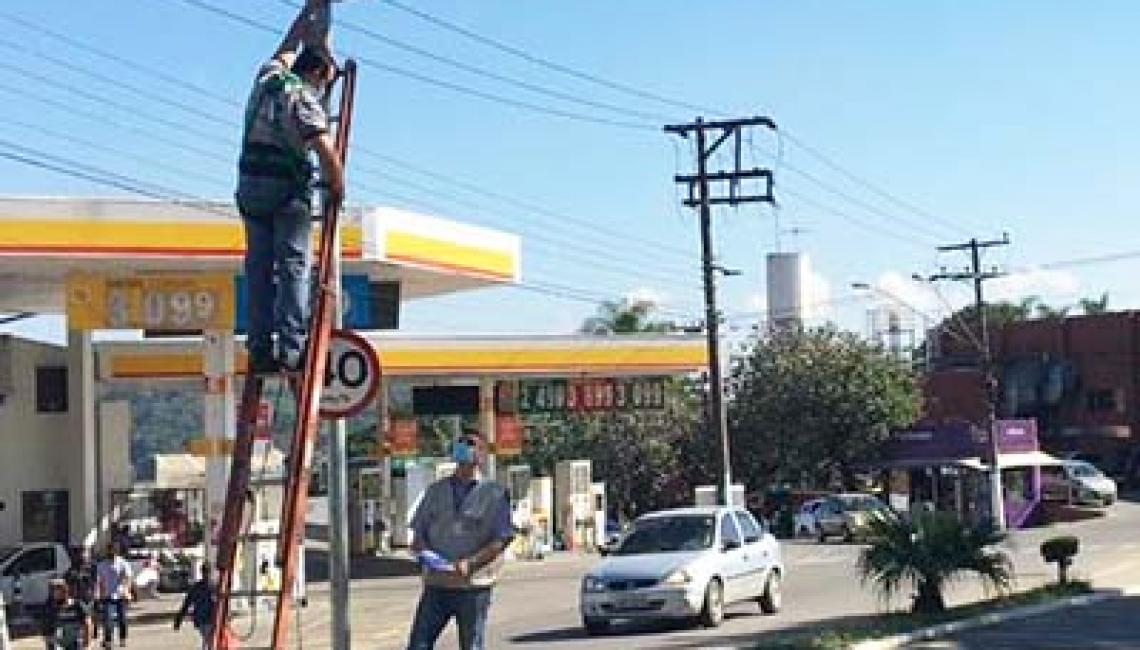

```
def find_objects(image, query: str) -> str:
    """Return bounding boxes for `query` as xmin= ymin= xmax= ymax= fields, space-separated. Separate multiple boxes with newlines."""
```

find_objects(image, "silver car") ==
xmin=580 ymin=506 xmax=783 ymax=634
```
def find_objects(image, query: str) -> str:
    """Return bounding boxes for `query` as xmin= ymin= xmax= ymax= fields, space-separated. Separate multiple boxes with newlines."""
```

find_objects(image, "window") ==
xmin=35 ymin=366 xmax=68 ymax=413
xmin=719 ymin=514 xmax=741 ymax=548
xmin=1086 ymin=388 xmax=1118 ymax=413
xmin=734 ymin=511 xmax=762 ymax=543
xmin=6 ymin=547 xmax=55 ymax=576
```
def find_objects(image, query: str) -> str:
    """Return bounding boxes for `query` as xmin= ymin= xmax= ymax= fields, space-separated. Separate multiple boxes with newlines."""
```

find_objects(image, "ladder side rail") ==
xmin=270 ymin=59 xmax=359 ymax=649
xmin=209 ymin=376 xmax=265 ymax=648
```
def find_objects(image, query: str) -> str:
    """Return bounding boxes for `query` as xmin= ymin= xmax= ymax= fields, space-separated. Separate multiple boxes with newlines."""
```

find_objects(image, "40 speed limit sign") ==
xmin=319 ymin=329 xmax=381 ymax=419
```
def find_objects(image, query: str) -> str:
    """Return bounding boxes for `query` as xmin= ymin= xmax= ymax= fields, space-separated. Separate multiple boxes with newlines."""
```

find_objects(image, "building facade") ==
xmin=923 ymin=311 xmax=1140 ymax=482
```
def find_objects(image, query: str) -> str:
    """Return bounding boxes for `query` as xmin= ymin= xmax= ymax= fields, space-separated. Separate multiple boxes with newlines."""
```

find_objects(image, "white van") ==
xmin=1042 ymin=460 xmax=1118 ymax=506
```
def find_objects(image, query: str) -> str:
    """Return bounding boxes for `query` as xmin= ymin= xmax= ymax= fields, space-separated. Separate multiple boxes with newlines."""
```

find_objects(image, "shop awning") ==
xmin=954 ymin=451 xmax=1064 ymax=470
xmin=879 ymin=457 xmax=985 ymax=469
xmin=999 ymin=451 xmax=1064 ymax=468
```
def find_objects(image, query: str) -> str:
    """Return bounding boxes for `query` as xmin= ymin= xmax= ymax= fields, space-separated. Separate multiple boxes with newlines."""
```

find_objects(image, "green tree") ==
xmin=727 ymin=326 xmax=921 ymax=490
xmin=580 ymin=298 xmax=674 ymax=334
xmin=1078 ymin=292 xmax=1110 ymax=315
xmin=859 ymin=512 xmax=1012 ymax=613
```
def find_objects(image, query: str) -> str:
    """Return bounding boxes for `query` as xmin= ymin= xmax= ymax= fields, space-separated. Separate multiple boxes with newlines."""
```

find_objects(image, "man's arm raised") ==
xmin=273 ymin=0 xmax=329 ymax=68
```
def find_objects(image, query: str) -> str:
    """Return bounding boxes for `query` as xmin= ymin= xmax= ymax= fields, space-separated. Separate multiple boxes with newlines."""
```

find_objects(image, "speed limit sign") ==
xmin=319 ymin=329 xmax=381 ymax=419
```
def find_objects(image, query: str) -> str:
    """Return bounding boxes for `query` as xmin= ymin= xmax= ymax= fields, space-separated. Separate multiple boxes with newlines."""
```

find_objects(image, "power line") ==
xmin=777 ymin=183 xmax=938 ymax=249
xmin=0 ymin=45 xmax=690 ymax=279
xmin=376 ymin=0 xmax=974 ymax=241
xmin=270 ymin=0 xmax=675 ymax=124
xmin=0 ymin=8 xmax=719 ymax=259
xmin=378 ymin=0 xmax=718 ymax=118
xmin=0 ymin=9 xmax=237 ymax=109
xmin=1 ymin=139 xmax=691 ymax=311
xmin=176 ymin=0 xmax=656 ymax=132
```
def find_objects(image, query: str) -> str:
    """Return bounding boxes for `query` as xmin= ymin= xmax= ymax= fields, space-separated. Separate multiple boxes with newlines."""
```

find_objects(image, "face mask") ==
xmin=451 ymin=440 xmax=476 ymax=465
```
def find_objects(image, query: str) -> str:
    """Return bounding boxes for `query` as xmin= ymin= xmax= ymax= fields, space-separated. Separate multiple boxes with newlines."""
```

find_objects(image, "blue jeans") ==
xmin=406 ymin=586 xmax=492 ymax=650
xmin=100 ymin=599 xmax=127 ymax=644
xmin=238 ymin=181 xmax=313 ymax=366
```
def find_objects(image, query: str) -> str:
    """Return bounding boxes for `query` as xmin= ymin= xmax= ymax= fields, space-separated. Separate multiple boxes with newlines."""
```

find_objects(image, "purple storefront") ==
xmin=879 ymin=419 xmax=1062 ymax=529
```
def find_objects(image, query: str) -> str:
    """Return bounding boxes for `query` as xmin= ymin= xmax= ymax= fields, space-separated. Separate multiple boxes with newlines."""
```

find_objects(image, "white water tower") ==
xmin=766 ymin=252 xmax=811 ymax=328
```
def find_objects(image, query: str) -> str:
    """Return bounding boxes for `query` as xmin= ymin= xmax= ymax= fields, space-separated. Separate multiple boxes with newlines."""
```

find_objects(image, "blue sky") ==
xmin=2 ymin=1 xmax=1138 ymax=344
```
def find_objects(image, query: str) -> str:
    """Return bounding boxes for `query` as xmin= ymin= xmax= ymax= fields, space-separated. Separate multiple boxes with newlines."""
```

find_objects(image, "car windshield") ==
xmin=838 ymin=495 xmax=885 ymax=512
xmin=613 ymin=515 xmax=715 ymax=555
xmin=1069 ymin=462 xmax=1102 ymax=478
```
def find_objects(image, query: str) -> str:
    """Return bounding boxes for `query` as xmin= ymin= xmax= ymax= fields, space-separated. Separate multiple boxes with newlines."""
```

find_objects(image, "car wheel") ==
xmin=758 ymin=571 xmax=782 ymax=614
xmin=699 ymin=579 xmax=725 ymax=628
xmin=583 ymin=617 xmax=610 ymax=636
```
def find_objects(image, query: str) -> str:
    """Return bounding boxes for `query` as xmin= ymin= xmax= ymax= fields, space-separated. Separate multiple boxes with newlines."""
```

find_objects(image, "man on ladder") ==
xmin=236 ymin=0 xmax=344 ymax=375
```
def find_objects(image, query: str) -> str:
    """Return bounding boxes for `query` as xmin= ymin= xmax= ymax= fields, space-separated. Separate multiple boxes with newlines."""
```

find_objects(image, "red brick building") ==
xmin=922 ymin=311 xmax=1140 ymax=482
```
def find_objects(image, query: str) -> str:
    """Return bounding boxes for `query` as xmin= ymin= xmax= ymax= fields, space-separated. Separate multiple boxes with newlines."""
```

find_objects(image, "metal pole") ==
xmin=693 ymin=121 xmax=733 ymax=507
xmin=972 ymin=240 xmax=1006 ymax=532
xmin=328 ymin=239 xmax=352 ymax=648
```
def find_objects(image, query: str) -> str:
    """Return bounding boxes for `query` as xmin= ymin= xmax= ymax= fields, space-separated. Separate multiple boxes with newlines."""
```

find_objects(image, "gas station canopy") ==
xmin=0 ymin=197 xmax=520 ymax=313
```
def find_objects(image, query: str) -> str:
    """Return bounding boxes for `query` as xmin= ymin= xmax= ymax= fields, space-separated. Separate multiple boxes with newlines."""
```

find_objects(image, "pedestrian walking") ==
xmin=43 ymin=579 xmax=92 ymax=650
xmin=406 ymin=429 xmax=514 ymax=650
xmin=63 ymin=548 xmax=98 ymax=642
xmin=236 ymin=0 xmax=344 ymax=375
xmin=94 ymin=544 xmax=132 ymax=648
xmin=173 ymin=564 xmax=216 ymax=650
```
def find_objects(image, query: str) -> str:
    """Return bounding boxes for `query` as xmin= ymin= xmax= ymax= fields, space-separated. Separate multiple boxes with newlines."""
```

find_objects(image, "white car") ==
xmin=794 ymin=498 xmax=825 ymax=537
xmin=1043 ymin=460 xmax=1118 ymax=506
xmin=580 ymin=506 xmax=783 ymax=635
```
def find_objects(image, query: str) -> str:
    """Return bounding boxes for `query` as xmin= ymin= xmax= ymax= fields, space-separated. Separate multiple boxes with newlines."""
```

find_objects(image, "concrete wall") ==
xmin=0 ymin=335 xmax=72 ymax=544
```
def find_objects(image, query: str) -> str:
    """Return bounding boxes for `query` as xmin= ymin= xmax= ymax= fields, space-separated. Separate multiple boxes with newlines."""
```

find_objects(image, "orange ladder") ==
xmin=209 ymin=59 xmax=358 ymax=650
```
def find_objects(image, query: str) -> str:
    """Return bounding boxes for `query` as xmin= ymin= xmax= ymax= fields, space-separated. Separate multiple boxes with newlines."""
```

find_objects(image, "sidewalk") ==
xmin=903 ymin=589 xmax=1140 ymax=648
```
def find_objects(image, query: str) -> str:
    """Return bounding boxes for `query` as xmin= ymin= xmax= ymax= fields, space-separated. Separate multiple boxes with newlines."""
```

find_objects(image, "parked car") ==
xmin=1043 ymin=460 xmax=1118 ymax=506
xmin=0 ymin=543 xmax=71 ymax=613
xmin=794 ymin=498 xmax=825 ymax=538
xmin=579 ymin=506 xmax=783 ymax=635
xmin=815 ymin=493 xmax=893 ymax=542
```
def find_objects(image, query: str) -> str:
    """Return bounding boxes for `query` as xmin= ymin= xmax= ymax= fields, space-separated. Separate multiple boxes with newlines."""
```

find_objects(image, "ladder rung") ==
xmin=228 ymin=589 xmax=281 ymax=599
xmin=250 ymin=475 xmax=287 ymax=487
xmin=239 ymin=533 xmax=281 ymax=542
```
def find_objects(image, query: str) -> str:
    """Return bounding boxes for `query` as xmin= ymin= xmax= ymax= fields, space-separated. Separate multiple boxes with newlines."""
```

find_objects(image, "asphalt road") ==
xmin=15 ymin=499 xmax=1140 ymax=649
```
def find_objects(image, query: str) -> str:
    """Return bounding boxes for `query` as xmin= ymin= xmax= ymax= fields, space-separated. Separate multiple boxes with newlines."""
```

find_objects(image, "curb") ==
xmin=849 ymin=585 xmax=1140 ymax=650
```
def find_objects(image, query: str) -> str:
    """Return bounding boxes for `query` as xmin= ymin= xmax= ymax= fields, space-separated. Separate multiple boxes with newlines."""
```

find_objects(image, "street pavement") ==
xmin=12 ymin=499 xmax=1140 ymax=649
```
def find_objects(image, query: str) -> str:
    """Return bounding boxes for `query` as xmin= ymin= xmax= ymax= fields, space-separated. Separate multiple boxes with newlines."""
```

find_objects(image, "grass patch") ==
xmin=750 ymin=581 xmax=1093 ymax=649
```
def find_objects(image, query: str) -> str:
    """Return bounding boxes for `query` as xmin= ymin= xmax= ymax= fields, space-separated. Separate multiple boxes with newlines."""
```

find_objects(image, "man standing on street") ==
xmin=94 ymin=544 xmax=132 ymax=648
xmin=407 ymin=429 xmax=514 ymax=650
xmin=236 ymin=0 xmax=344 ymax=374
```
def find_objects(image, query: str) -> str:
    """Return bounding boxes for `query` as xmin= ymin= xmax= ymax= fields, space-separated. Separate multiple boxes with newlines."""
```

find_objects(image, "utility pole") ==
xmin=927 ymin=234 xmax=1010 ymax=531
xmin=666 ymin=117 xmax=776 ymax=506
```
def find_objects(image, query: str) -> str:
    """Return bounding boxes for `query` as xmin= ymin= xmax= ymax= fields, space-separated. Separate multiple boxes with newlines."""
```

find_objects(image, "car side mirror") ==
xmin=722 ymin=539 xmax=741 ymax=552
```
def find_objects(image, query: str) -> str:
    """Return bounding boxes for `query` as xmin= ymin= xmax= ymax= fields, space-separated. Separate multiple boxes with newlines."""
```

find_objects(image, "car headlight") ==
xmin=582 ymin=576 xmax=607 ymax=592
xmin=662 ymin=569 xmax=692 ymax=586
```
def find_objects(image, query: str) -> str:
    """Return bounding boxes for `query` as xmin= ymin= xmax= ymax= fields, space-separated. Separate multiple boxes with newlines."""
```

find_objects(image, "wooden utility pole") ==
xmin=665 ymin=117 xmax=776 ymax=506
xmin=928 ymin=234 xmax=1010 ymax=530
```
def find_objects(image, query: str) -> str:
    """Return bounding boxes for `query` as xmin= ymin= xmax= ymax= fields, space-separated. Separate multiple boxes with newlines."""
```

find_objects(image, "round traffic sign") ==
xmin=319 ymin=329 xmax=381 ymax=419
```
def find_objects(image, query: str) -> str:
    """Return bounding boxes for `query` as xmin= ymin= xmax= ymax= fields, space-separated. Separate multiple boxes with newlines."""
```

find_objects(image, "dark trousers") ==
xmin=100 ymin=599 xmax=127 ymax=643
xmin=406 ymin=586 xmax=492 ymax=650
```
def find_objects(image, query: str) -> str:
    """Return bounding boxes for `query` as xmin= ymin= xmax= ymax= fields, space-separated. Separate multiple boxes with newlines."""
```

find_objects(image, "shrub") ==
xmin=1040 ymin=536 xmax=1080 ymax=584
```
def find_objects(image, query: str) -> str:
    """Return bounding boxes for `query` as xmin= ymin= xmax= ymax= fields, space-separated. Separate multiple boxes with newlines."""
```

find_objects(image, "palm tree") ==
xmin=580 ymin=298 xmax=674 ymax=334
xmin=1078 ymin=292 xmax=1110 ymax=316
xmin=858 ymin=512 xmax=1012 ymax=614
